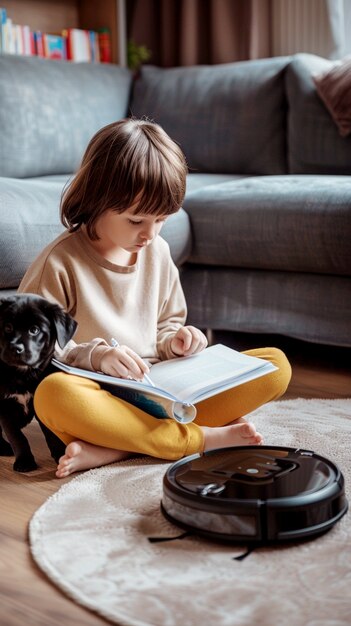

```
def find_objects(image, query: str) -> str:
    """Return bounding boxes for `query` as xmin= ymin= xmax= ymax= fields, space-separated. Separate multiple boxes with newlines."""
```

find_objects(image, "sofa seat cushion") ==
xmin=131 ymin=57 xmax=290 ymax=175
xmin=183 ymin=175 xmax=351 ymax=275
xmin=186 ymin=173 xmax=249 ymax=194
xmin=0 ymin=176 xmax=192 ymax=290
xmin=286 ymin=53 xmax=351 ymax=174
xmin=181 ymin=267 xmax=351 ymax=347
xmin=0 ymin=55 xmax=132 ymax=178
xmin=31 ymin=174 xmax=74 ymax=183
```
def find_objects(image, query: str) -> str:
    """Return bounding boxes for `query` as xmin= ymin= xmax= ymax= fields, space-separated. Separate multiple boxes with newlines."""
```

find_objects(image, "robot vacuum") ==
xmin=162 ymin=446 xmax=348 ymax=544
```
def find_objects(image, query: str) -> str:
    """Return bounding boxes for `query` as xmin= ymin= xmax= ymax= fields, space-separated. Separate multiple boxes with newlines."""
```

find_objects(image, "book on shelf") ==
xmin=33 ymin=31 xmax=44 ymax=57
xmin=98 ymin=28 xmax=111 ymax=63
xmin=0 ymin=6 xmax=111 ymax=62
xmin=89 ymin=30 xmax=100 ymax=63
xmin=62 ymin=28 xmax=104 ymax=62
xmin=14 ymin=23 xmax=33 ymax=55
xmin=64 ymin=28 xmax=90 ymax=62
xmin=52 ymin=344 xmax=277 ymax=424
xmin=0 ymin=10 xmax=33 ymax=55
xmin=43 ymin=33 xmax=66 ymax=60
xmin=1 ymin=15 xmax=15 ymax=54
xmin=0 ymin=7 xmax=6 ymax=50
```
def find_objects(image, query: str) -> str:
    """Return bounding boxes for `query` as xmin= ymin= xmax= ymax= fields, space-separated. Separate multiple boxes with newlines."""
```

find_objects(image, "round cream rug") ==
xmin=29 ymin=399 xmax=351 ymax=626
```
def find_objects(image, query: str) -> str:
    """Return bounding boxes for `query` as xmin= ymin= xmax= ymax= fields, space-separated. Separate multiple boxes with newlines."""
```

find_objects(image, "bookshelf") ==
xmin=0 ymin=0 xmax=127 ymax=64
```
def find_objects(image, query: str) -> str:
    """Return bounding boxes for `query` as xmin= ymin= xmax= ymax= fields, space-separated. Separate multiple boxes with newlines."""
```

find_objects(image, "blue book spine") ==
xmin=0 ymin=7 xmax=7 ymax=53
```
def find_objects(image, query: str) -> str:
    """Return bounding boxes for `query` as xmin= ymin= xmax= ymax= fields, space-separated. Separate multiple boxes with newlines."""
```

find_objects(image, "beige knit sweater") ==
xmin=19 ymin=229 xmax=187 ymax=370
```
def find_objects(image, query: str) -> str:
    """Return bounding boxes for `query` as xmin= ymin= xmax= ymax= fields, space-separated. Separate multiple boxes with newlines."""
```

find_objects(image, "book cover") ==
xmin=43 ymin=33 xmax=67 ymax=60
xmin=51 ymin=359 xmax=196 ymax=423
xmin=52 ymin=344 xmax=277 ymax=423
xmin=65 ymin=28 xmax=91 ymax=62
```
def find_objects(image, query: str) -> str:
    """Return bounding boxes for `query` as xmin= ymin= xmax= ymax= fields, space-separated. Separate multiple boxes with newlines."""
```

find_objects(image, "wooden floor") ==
xmin=1 ymin=333 xmax=350 ymax=626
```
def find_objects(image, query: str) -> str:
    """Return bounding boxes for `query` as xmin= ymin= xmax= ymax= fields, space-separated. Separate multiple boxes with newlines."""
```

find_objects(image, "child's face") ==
xmin=94 ymin=205 xmax=168 ymax=254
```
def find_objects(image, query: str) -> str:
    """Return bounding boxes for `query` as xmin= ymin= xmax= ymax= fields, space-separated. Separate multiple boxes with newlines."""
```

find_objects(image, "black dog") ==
xmin=0 ymin=294 xmax=77 ymax=472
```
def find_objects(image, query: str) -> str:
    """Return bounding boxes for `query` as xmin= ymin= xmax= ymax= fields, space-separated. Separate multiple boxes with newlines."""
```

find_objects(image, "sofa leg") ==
xmin=206 ymin=328 xmax=214 ymax=345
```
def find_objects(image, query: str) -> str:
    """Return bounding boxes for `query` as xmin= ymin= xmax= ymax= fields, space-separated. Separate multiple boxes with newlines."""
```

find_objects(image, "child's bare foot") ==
xmin=201 ymin=421 xmax=263 ymax=452
xmin=56 ymin=441 xmax=130 ymax=478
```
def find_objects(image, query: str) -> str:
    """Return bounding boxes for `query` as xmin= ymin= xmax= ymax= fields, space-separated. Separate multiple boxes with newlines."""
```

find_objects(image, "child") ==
xmin=19 ymin=118 xmax=291 ymax=478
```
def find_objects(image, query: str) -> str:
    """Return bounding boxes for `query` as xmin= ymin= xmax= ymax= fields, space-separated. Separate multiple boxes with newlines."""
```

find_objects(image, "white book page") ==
xmin=150 ymin=344 xmax=274 ymax=402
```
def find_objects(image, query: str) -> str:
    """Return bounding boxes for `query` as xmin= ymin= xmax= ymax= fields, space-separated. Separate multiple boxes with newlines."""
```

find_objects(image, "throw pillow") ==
xmin=313 ymin=56 xmax=351 ymax=138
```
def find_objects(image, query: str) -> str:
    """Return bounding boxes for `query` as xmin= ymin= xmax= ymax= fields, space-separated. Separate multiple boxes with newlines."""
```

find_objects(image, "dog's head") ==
xmin=0 ymin=294 xmax=77 ymax=369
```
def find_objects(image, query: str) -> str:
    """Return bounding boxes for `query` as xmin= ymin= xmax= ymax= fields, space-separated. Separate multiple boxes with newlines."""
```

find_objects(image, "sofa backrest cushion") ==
xmin=0 ymin=177 xmax=66 ymax=288
xmin=130 ymin=57 xmax=290 ymax=175
xmin=0 ymin=55 xmax=132 ymax=178
xmin=0 ymin=175 xmax=192 ymax=291
xmin=286 ymin=53 xmax=351 ymax=174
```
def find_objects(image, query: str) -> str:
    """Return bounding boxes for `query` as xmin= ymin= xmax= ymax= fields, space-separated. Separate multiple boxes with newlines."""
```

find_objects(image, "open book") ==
xmin=52 ymin=344 xmax=277 ymax=424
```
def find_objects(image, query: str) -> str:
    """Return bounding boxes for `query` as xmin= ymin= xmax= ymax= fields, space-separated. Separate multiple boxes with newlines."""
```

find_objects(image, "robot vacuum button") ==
xmin=198 ymin=483 xmax=226 ymax=496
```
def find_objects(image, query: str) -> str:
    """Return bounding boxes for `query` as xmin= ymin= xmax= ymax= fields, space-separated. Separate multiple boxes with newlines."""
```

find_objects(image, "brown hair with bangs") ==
xmin=60 ymin=118 xmax=188 ymax=240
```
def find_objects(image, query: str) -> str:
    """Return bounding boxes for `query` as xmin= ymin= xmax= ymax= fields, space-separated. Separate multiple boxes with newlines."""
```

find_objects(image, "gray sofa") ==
xmin=1 ymin=53 xmax=350 ymax=347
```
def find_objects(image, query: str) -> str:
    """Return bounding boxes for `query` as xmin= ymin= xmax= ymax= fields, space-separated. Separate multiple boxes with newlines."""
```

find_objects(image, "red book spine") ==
xmin=98 ymin=28 xmax=111 ymax=63
xmin=34 ymin=31 xmax=44 ymax=57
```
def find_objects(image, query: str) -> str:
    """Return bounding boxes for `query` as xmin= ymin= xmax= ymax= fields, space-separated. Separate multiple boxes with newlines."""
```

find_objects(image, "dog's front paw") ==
xmin=13 ymin=455 xmax=38 ymax=472
xmin=0 ymin=439 xmax=13 ymax=456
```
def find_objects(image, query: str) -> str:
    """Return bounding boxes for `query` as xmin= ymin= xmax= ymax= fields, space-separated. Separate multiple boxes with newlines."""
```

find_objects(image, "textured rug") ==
xmin=29 ymin=399 xmax=351 ymax=626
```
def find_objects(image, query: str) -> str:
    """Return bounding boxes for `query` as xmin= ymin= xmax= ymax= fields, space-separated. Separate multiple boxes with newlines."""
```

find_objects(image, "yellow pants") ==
xmin=34 ymin=348 xmax=291 ymax=460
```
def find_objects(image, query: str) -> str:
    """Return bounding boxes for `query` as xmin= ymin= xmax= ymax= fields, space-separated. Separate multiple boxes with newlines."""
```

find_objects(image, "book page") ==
xmin=150 ymin=344 xmax=275 ymax=402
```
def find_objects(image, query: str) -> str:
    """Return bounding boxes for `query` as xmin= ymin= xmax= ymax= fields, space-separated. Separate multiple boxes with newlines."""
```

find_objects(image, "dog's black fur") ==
xmin=0 ymin=294 xmax=77 ymax=472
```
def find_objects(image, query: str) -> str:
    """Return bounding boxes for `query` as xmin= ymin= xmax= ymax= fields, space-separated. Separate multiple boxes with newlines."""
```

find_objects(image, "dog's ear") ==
xmin=49 ymin=306 xmax=77 ymax=349
xmin=0 ymin=297 xmax=11 ymax=313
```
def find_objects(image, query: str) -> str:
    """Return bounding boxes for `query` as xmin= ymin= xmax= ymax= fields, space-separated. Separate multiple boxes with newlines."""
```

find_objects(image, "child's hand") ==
xmin=170 ymin=326 xmax=208 ymax=357
xmin=99 ymin=345 xmax=150 ymax=380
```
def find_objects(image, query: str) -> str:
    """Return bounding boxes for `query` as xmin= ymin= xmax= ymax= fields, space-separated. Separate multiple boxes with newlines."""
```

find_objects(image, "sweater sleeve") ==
xmin=18 ymin=248 xmax=111 ymax=370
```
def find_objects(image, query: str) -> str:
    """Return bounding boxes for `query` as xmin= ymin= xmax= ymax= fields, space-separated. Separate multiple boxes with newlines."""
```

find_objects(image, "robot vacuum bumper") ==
xmin=162 ymin=446 xmax=348 ymax=544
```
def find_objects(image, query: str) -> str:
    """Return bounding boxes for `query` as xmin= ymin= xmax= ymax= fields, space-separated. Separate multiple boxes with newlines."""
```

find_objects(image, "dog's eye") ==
xmin=4 ymin=323 xmax=13 ymax=333
xmin=29 ymin=326 xmax=40 ymax=336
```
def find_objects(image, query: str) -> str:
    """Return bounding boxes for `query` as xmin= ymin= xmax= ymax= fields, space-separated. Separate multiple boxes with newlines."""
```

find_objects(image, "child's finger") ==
xmin=118 ymin=348 xmax=149 ymax=377
xmin=104 ymin=346 xmax=148 ymax=379
xmin=180 ymin=327 xmax=193 ymax=351
xmin=182 ymin=327 xmax=206 ymax=355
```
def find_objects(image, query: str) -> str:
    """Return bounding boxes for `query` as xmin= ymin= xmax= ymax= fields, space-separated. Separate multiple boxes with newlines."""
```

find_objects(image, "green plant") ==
xmin=127 ymin=39 xmax=152 ymax=72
